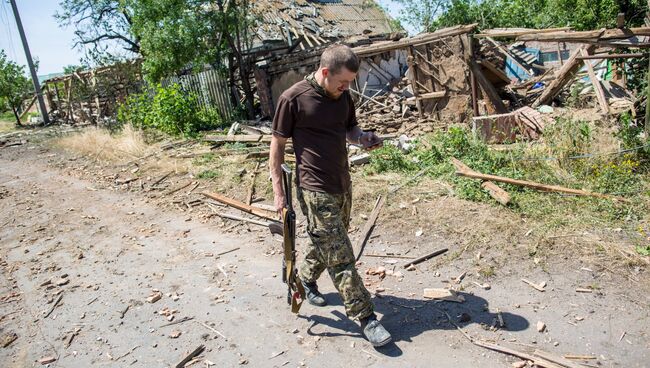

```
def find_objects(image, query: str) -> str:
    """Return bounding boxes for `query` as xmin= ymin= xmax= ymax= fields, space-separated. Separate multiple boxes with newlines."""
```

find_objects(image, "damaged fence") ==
xmin=162 ymin=69 xmax=234 ymax=122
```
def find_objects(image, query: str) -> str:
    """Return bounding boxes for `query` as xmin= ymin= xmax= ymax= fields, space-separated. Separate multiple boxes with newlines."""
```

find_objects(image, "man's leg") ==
xmin=296 ymin=188 xmax=328 ymax=306
xmin=296 ymin=189 xmax=373 ymax=317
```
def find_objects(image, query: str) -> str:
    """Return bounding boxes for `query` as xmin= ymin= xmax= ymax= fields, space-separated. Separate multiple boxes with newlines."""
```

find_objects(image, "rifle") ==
xmin=268 ymin=164 xmax=305 ymax=313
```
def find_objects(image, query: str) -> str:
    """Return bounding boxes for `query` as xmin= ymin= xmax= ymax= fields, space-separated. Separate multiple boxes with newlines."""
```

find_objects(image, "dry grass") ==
xmin=0 ymin=117 xmax=15 ymax=134
xmin=54 ymin=125 xmax=149 ymax=163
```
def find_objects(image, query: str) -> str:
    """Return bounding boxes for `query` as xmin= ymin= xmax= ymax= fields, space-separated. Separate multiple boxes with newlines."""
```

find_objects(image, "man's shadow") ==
xmin=298 ymin=291 xmax=529 ymax=357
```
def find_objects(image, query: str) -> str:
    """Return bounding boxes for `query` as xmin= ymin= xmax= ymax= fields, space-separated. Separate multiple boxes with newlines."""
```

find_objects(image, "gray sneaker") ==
xmin=360 ymin=314 xmax=392 ymax=347
xmin=302 ymin=281 xmax=327 ymax=307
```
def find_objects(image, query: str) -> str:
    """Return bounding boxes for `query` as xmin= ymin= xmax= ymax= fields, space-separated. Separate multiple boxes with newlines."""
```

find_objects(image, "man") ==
xmin=269 ymin=44 xmax=392 ymax=347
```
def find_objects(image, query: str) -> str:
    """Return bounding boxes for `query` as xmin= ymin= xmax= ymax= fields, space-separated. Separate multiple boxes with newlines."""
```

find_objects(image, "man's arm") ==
xmin=270 ymin=135 xmax=288 ymax=214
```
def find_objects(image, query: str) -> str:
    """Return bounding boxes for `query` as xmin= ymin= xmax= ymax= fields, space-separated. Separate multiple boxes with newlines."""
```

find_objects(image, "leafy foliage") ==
xmin=55 ymin=0 xmax=140 ymax=64
xmin=0 ymin=50 xmax=31 ymax=124
xmin=394 ymin=0 xmax=647 ymax=32
xmin=129 ymin=0 xmax=255 ymax=82
xmin=117 ymin=83 xmax=224 ymax=136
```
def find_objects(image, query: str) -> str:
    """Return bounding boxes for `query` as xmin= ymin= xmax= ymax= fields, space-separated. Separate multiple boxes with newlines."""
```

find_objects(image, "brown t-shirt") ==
xmin=272 ymin=79 xmax=358 ymax=194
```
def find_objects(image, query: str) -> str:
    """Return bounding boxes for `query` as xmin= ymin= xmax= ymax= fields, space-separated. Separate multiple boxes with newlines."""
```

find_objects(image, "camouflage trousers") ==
xmin=296 ymin=187 xmax=373 ymax=320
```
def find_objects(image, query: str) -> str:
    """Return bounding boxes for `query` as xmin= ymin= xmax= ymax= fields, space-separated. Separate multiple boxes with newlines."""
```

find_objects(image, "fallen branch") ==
xmin=44 ymin=294 xmax=63 ymax=318
xmin=403 ymin=248 xmax=448 ymax=269
xmin=354 ymin=195 xmax=385 ymax=260
xmin=160 ymin=316 xmax=194 ymax=328
xmin=217 ymin=247 xmax=240 ymax=256
xmin=451 ymin=158 xmax=627 ymax=202
xmin=434 ymin=307 xmax=567 ymax=368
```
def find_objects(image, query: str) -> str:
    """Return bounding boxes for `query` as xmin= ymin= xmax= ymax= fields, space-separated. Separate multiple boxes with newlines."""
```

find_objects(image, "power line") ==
xmin=0 ymin=0 xmax=19 ymax=61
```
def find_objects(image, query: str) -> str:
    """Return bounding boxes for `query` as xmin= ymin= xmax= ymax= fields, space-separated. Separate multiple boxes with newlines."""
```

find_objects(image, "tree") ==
xmin=55 ymin=0 xmax=140 ymax=64
xmin=129 ymin=0 xmax=257 ymax=118
xmin=394 ymin=0 xmax=647 ymax=32
xmin=0 ymin=50 xmax=31 ymax=126
xmin=63 ymin=64 xmax=88 ymax=74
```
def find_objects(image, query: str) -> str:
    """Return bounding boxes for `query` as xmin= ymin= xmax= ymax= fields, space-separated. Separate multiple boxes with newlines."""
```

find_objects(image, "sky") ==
xmin=0 ymin=0 xmax=85 ymax=75
xmin=0 ymin=0 xmax=414 ymax=76
xmin=376 ymin=0 xmax=419 ymax=35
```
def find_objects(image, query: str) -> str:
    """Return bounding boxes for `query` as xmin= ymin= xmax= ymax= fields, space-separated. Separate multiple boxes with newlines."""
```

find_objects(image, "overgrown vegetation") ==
xmin=395 ymin=0 xmax=647 ymax=33
xmin=0 ymin=50 xmax=32 ymax=126
xmin=117 ymin=83 xmax=225 ymax=137
xmin=366 ymin=119 xmax=650 ymax=234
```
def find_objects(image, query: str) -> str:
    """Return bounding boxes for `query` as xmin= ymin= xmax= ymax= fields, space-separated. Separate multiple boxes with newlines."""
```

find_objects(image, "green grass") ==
xmin=197 ymin=169 xmax=220 ymax=179
xmin=365 ymin=119 xmax=650 ymax=236
xmin=0 ymin=111 xmax=17 ymax=133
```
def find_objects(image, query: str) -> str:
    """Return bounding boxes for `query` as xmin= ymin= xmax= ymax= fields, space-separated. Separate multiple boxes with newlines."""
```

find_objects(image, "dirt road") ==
xmin=1 ymin=142 xmax=648 ymax=367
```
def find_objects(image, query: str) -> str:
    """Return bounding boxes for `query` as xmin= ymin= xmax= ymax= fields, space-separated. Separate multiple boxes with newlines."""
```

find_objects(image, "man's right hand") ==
xmin=274 ymin=193 xmax=286 ymax=215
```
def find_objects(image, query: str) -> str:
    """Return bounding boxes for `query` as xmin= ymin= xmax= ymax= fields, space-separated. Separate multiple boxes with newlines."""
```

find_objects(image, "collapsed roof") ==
xmin=249 ymin=0 xmax=396 ymax=54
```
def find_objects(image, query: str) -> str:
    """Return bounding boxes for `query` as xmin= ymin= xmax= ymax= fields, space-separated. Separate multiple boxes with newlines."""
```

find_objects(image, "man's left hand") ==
xmin=360 ymin=131 xmax=383 ymax=151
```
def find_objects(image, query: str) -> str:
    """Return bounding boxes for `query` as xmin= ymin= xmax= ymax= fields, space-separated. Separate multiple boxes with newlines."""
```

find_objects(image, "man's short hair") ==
xmin=320 ymin=44 xmax=359 ymax=75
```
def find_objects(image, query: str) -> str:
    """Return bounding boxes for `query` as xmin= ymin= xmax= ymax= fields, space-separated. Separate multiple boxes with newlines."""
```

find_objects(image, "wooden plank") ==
xmin=467 ymin=59 xmax=508 ymax=114
xmin=452 ymin=158 xmax=510 ymax=205
xmin=475 ymin=27 xmax=572 ymax=38
xmin=581 ymin=48 xmax=609 ymax=114
xmin=18 ymin=94 xmax=37 ymax=121
xmin=406 ymin=47 xmax=423 ymax=116
xmin=246 ymin=161 xmax=260 ymax=205
xmin=481 ymin=181 xmax=511 ymax=206
xmin=478 ymin=59 xmax=511 ymax=85
xmin=577 ymin=53 xmax=644 ymax=59
xmin=451 ymin=157 xmax=626 ymax=202
xmin=353 ymin=24 xmax=478 ymax=57
xmin=418 ymin=91 xmax=446 ymax=100
xmin=532 ymin=45 xmax=596 ymax=108
xmin=516 ymin=27 xmax=650 ymax=42
xmin=204 ymin=135 xmax=273 ymax=144
xmin=533 ymin=350 xmax=585 ymax=368
xmin=423 ymin=288 xmax=464 ymax=302
xmin=202 ymin=191 xmax=278 ymax=221
xmin=213 ymin=212 xmax=272 ymax=227
xmin=354 ymin=195 xmax=385 ymax=261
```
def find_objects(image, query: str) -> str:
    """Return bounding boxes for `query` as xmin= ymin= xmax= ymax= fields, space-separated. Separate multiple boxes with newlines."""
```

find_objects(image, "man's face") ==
xmin=322 ymin=67 xmax=357 ymax=99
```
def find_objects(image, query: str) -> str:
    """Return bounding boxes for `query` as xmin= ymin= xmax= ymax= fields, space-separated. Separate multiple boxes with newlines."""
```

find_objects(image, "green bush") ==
xmin=118 ymin=83 xmax=225 ymax=136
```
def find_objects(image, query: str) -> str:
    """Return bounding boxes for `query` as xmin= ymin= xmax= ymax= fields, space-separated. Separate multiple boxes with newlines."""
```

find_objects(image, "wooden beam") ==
xmin=418 ymin=91 xmax=446 ymax=100
xmin=467 ymin=59 xmax=508 ymax=114
xmin=581 ymin=48 xmax=609 ymax=114
xmin=475 ymin=27 xmax=572 ymax=38
xmin=577 ymin=53 xmax=644 ymax=59
xmin=353 ymin=24 xmax=478 ymax=57
xmin=452 ymin=158 xmax=510 ymax=205
xmin=517 ymin=27 xmax=650 ymax=43
xmin=532 ymin=45 xmax=596 ymax=108
xmin=354 ymin=195 xmax=385 ymax=261
xmin=451 ymin=158 xmax=626 ymax=202
xmin=477 ymin=59 xmax=511 ymax=84
xmin=202 ymin=191 xmax=278 ymax=221
xmin=406 ymin=47 xmax=423 ymax=116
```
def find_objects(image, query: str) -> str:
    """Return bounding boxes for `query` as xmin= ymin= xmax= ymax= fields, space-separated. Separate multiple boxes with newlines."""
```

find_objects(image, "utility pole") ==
xmin=8 ymin=0 xmax=50 ymax=125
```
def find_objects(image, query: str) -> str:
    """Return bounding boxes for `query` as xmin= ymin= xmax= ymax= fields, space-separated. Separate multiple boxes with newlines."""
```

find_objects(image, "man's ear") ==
xmin=321 ymin=68 xmax=329 ymax=78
